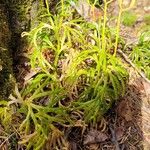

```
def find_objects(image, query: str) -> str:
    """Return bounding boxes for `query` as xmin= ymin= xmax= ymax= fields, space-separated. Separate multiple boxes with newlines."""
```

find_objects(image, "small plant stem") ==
xmin=45 ymin=0 xmax=50 ymax=14
xmin=114 ymin=10 xmax=122 ymax=57
xmin=101 ymin=0 xmax=107 ymax=52
xmin=54 ymin=42 xmax=61 ymax=67
xmin=61 ymin=0 xmax=64 ymax=15
xmin=114 ymin=0 xmax=136 ymax=56
xmin=101 ymin=0 xmax=113 ymax=51
xmin=101 ymin=0 xmax=108 ymax=70
xmin=54 ymin=54 xmax=59 ymax=67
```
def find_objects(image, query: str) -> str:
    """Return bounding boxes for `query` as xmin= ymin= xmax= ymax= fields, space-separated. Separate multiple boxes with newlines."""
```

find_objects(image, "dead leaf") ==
xmin=84 ymin=129 xmax=108 ymax=145
xmin=24 ymin=68 xmax=40 ymax=82
xmin=24 ymin=70 xmax=37 ymax=81
xmin=88 ymin=143 xmax=99 ymax=150
xmin=115 ymin=127 xmax=124 ymax=141
xmin=117 ymin=100 xmax=132 ymax=121
xmin=134 ymin=77 xmax=145 ymax=91
xmin=142 ymin=80 xmax=150 ymax=97
xmin=69 ymin=142 xmax=77 ymax=150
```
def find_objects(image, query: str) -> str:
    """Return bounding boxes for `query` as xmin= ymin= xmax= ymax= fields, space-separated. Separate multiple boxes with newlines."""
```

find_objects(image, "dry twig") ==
xmin=117 ymin=49 xmax=150 ymax=84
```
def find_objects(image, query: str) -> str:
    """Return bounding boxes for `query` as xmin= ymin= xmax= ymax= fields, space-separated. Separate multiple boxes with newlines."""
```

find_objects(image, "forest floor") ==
xmin=67 ymin=0 xmax=150 ymax=149
xmin=79 ymin=1 xmax=150 ymax=149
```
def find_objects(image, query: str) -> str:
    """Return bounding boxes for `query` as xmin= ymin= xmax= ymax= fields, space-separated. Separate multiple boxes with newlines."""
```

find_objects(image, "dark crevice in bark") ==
xmin=0 ymin=3 xmax=14 ymax=99
xmin=5 ymin=1 xmax=31 ymax=78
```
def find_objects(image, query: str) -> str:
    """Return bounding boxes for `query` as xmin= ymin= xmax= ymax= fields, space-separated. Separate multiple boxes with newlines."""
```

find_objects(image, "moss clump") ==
xmin=144 ymin=14 xmax=150 ymax=25
xmin=122 ymin=11 xmax=137 ymax=26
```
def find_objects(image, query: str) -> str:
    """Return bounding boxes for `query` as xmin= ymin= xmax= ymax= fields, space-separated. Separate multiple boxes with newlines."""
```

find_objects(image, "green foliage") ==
xmin=122 ymin=11 xmax=137 ymax=26
xmin=130 ymin=30 xmax=150 ymax=79
xmin=22 ymin=0 xmax=128 ymax=124
xmin=0 ymin=100 xmax=13 ymax=128
xmin=8 ymin=75 xmax=72 ymax=150
xmin=144 ymin=14 xmax=150 ymax=25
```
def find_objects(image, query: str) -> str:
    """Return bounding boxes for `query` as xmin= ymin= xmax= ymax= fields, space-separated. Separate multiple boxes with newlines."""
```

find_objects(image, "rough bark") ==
xmin=0 ymin=0 xmax=42 ymax=99
xmin=0 ymin=3 xmax=13 ymax=99
xmin=0 ymin=0 xmax=59 ymax=99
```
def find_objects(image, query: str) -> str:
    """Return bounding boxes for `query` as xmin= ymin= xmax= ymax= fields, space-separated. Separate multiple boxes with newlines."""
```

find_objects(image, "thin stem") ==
xmin=61 ymin=0 xmax=64 ymax=15
xmin=101 ymin=0 xmax=107 ymax=51
xmin=114 ymin=0 xmax=135 ymax=56
xmin=101 ymin=0 xmax=108 ymax=70
xmin=45 ymin=0 xmax=50 ymax=14
xmin=113 ymin=10 xmax=122 ymax=56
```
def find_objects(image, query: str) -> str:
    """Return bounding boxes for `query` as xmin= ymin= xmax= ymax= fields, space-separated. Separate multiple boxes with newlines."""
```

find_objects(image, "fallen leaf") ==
xmin=84 ymin=129 xmax=108 ymax=145
xmin=117 ymin=100 xmax=132 ymax=121
xmin=142 ymin=80 xmax=150 ymax=97
xmin=24 ymin=68 xmax=40 ymax=82
xmin=88 ymin=143 xmax=99 ymax=150
xmin=24 ymin=70 xmax=37 ymax=81
xmin=69 ymin=142 xmax=77 ymax=150
xmin=115 ymin=127 xmax=124 ymax=141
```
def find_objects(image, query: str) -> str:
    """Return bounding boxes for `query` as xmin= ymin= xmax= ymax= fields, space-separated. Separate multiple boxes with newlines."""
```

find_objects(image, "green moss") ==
xmin=0 ymin=48 xmax=14 ymax=99
xmin=144 ymin=14 xmax=150 ymax=25
xmin=0 ymin=4 xmax=14 ymax=99
xmin=122 ymin=11 xmax=137 ymax=27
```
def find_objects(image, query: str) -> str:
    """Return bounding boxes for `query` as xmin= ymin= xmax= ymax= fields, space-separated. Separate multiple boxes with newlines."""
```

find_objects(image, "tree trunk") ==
xmin=0 ymin=0 xmax=46 ymax=99
xmin=0 ymin=3 xmax=13 ymax=99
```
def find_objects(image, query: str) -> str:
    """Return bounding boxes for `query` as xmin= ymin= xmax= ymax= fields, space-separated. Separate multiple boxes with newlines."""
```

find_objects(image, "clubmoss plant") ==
xmin=9 ymin=75 xmax=73 ymax=149
xmin=130 ymin=30 xmax=150 ymax=79
xmin=22 ymin=0 xmax=131 ymax=123
xmin=144 ymin=14 xmax=150 ymax=25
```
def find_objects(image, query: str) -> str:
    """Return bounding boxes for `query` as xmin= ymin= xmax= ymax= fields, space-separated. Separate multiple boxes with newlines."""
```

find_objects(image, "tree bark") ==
xmin=0 ymin=0 xmax=42 ymax=99
xmin=0 ymin=3 xmax=13 ymax=99
xmin=0 ymin=0 xmax=59 ymax=99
